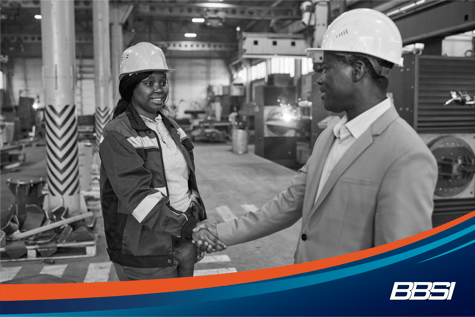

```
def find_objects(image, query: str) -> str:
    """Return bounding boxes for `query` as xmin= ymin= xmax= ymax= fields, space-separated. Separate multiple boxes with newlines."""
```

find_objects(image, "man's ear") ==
xmin=352 ymin=60 xmax=366 ymax=82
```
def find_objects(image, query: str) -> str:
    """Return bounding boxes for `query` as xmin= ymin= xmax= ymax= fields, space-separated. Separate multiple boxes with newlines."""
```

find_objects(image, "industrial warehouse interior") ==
xmin=0 ymin=0 xmax=474 ymax=285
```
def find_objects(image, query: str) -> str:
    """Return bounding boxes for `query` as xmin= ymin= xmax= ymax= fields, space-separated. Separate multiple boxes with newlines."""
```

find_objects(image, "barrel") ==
xmin=232 ymin=127 xmax=248 ymax=154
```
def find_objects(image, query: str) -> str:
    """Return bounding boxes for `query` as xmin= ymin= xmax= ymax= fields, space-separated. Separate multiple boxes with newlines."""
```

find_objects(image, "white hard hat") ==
xmin=119 ymin=42 xmax=174 ymax=79
xmin=307 ymin=9 xmax=404 ymax=67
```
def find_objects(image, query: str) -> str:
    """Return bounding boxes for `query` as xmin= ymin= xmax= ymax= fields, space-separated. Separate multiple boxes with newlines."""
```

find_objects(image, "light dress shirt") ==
xmin=314 ymin=98 xmax=392 ymax=204
xmin=140 ymin=114 xmax=192 ymax=212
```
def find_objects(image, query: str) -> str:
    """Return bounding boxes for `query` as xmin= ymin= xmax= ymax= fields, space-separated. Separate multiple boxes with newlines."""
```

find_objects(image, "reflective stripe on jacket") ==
xmin=99 ymin=105 xmax=206 ymax=268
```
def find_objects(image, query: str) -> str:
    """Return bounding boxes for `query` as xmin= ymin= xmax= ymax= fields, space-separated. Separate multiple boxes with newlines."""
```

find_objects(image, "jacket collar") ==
xmin=370 ymin=104 xmax=399 ymax=137
xmin=125 ymin=104 xmax=174 ymax=132
xmin=125 ymin=104 xmax=149 ymax=131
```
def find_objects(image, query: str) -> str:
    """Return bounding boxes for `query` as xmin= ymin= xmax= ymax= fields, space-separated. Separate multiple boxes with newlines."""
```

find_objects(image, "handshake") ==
xmin=191 ymin=219 xmax=227 ymax=253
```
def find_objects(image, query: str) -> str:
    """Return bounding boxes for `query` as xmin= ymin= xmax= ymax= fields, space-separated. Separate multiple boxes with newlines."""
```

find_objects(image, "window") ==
xmin=301 ymin=57 xmax=314 ymax=75
xmin=270 ymin=57 xmax=295 ymax=77
xmin=251 ymin=61 xmax=266 ymax=81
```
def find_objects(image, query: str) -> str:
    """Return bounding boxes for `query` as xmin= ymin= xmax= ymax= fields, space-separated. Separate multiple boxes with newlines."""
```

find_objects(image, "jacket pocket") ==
xmin=338 ymin=176 xmax=371 ymax=186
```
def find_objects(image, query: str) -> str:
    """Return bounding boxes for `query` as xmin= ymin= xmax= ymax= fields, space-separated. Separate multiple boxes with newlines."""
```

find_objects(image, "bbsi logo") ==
xmin=390 ymin=282 xmax=456 ymax=300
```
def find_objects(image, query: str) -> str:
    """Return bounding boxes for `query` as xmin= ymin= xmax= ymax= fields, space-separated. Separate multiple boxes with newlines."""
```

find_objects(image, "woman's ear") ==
xmin=352 ymin=60 xmax=366 ymax=82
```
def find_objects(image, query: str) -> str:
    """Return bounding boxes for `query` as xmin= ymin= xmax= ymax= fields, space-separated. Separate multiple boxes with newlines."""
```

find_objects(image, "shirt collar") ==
xmin=140 ymin=114 xmax=163 ymax=123
xmin=333 ymin=97 xmax=392 ymax=140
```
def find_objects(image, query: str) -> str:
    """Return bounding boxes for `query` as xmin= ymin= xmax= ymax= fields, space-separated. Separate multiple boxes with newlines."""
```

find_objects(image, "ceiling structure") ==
xmin=1 ymin=0 xmax=474 ymax=61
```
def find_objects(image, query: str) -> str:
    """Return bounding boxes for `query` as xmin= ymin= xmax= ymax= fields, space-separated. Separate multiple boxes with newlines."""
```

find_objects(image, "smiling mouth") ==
xmin=151 ymin=98 xmax=164 ymax=104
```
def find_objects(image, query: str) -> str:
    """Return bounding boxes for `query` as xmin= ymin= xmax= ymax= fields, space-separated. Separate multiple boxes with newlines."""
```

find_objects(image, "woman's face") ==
xmin=131 ymin=71 xmax=169 ymax=119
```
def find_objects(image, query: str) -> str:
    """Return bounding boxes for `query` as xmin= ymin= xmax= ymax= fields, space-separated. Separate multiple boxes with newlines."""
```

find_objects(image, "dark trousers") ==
xmin=114 ymin=238 xmax=197 ymax=281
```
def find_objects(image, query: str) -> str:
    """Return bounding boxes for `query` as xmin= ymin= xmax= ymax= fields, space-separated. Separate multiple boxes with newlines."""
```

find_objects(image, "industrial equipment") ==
xmin=0 ymin=144 xmax=26 ymax=172
xmin=388 ymin=54 xmax=475 ymax=227
xmin=254 ymin=85 xmax=298 ymax=168
xmin=240 ymin=33 xmax=307 ymax=59
xmin=185 ymin=109 xmax=230 ymax=143
xmin=190 ymin=119 xmax=229 ymax=143
xmin=444 ymin=91 xmax=475 ymax=106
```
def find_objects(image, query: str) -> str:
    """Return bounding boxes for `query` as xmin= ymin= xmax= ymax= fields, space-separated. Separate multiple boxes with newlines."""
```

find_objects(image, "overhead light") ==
xmin=192 ymin=18 xmax=205 ymax=23
xmin=34 ymin=15 xmax=42 ymax=19
xmin=236 ymin=26 xmax=240 ymax=31
xmin=195 ymin=3 xmax=234 ymax=8
xmin=184 ymin=33 xmax=197 ymax=38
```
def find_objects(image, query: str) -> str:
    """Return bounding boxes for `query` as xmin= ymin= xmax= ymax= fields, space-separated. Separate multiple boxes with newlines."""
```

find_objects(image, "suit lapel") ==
xmin=313 ymin=129 xmax=373 ymax=211
xmin=305 ymin=105 xmax=400 ymax=228
xmin=302 ymin=127 xmax=335 ymax=218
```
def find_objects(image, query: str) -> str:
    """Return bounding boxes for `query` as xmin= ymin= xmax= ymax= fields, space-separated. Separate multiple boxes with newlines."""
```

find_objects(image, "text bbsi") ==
xmin=390 ymin=282 xmax=456 ymax=300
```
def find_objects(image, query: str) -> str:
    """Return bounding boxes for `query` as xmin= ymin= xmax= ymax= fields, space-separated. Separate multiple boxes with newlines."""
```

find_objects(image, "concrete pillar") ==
xmin=93 ymin=0 xmax=112 ymax=146
xmin=40 ymin=0 xmax=80 ymax=215
xmin=110 ymin=4 xmax=133 ymax=107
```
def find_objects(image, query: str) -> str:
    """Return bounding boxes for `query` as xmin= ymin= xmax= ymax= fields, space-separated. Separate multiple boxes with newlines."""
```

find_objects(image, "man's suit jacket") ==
xmin=217 ymin=106 xmax=438 ymax=263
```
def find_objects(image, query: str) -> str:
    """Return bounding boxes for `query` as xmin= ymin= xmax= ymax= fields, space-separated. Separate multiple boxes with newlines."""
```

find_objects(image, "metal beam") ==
xmin=1 ymin=0 xmax=93 ymax=9
xmin=373 ymin=0 xmax=412 ymax=12
xmin=157 ymin=41 xmax=237 ymax=52
xmin=2 ymin=33 xmax=93 ymax=43
xmin=393 ymin=0 xmax=475 ymax=45
xmin=244 ymin=0 xmax=288 ymax=31
xmin=273 ymin=20 xmax=306 ymax=34
xmin=1 ymin=0 xmax=297 ymax=20
xmin=136 ymin=4 xmax=297 ymax=20
xmin=330 ymin=0 xmax=373 ymax=14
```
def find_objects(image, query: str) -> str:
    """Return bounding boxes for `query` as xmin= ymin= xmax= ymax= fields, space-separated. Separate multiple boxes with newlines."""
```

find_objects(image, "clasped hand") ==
xmin=192 ymin=219 xmax=227 ymax=253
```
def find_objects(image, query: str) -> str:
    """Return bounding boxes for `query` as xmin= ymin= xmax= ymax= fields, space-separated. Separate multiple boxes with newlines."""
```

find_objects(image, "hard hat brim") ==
xmin=119 ymin=68 xmax=175 ymax=80
xmin=306 ymin=48 xmax=404 ymax=67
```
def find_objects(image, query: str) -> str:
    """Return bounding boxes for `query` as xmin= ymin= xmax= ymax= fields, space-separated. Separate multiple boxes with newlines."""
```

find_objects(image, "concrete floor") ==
xmin=1 ymin=141 xmax=302 ymax=283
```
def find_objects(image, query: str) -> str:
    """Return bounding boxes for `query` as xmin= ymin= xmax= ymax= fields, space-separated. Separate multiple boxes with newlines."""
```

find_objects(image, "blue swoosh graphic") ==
xmin=419 ymin=238 xmax=475 ymax=263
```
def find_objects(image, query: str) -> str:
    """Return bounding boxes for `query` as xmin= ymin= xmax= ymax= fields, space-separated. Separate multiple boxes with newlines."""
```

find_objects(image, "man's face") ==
xmin=317 ymin=52 xmax=354 ymax=113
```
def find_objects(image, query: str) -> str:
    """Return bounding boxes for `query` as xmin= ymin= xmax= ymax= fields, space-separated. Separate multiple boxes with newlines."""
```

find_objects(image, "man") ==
xmin=195 ymin=9 xmax=437 ymax=263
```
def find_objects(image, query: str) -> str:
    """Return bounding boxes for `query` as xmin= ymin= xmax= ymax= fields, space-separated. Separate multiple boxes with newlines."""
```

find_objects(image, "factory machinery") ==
xmin=254 ymin=84 xmax=299 ymax=169
xmin=236 ymin=1 xmax=475 ymax=227
xmin=254 ymin=53 xmax=475 ymax=228
xmin=386 ymin=54 xmax=475 ymax=227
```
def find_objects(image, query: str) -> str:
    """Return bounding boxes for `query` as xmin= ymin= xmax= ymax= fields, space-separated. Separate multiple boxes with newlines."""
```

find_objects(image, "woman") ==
xmin=99 ymin=42 xmax=224 ymax=281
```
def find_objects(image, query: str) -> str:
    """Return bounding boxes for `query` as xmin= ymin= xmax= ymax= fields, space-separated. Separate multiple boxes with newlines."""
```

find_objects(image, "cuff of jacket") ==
xmin=180 ymin=218 xmax=199 ymax=240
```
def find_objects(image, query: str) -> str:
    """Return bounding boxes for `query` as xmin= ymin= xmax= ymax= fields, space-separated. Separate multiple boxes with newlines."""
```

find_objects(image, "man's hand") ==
xmin=192 ymin=220 xmax=226 ymax=253
xmin=193 ymin=219 xmax=219 ymax=236
xmin=192 ymin=228 xmax=226 ymax=253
